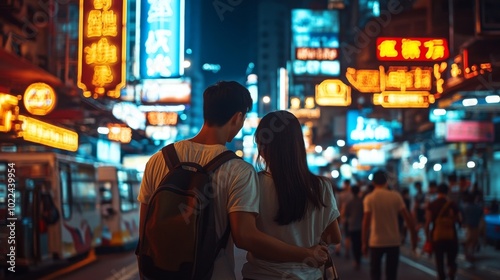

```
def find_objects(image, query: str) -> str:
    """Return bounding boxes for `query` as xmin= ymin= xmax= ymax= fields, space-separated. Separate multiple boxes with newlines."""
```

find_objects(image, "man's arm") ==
xmin=139 ymin=203 xmax=147 ymax=241
xmin=400 ymin=208 xmax=417 ymax=250
xmin=361 ymin=211 xmax=371 ymax=256
xmin=229 ymin=211 xmax=328 ymax=266
xmin=424 ymin=209 xmax=432 ymax=242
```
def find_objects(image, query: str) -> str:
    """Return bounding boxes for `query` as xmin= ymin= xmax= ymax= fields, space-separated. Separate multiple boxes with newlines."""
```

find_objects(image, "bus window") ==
xmin=59 ymin=164 xmax=72 ymax=219
xmin=119 ymin=182 xmax=134 ymax=212
xmin=71 ymin=164 xmax=97 ymax=213
xmin=99 ymin=182 xmax=112 ymax=203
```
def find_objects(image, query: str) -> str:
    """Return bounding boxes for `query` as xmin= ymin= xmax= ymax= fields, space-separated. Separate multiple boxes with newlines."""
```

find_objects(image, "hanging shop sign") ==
xmin=146 ymin=111 xmax=178 ymax=126
xmin=0 ymin=93 xmax=19 ymax=133
xmin=23 ymin=83 xmax=57 ymax=115
xmin=18 ymin=115 xmax=79 ymax=151
xmin=296 ymin=48 xmax=338 ymax=61
xmin=315 ymin=79 xmax=351 ymax=106
xmin=78 ymin=0 xmax=127 ymax=99
xmin=373 ymin=91 xmax=435 ymax=108
xmin=107 ymin=124 xmax=132 ymax=143
xmin=376 ymin=37 xmax=449 ymax=62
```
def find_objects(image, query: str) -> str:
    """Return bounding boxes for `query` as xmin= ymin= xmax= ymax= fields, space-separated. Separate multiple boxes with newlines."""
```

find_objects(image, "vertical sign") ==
xmin=78 ymin=0 xmax=127 ymax=99
xmin=139 ymin=0 xmax=184 ymax=79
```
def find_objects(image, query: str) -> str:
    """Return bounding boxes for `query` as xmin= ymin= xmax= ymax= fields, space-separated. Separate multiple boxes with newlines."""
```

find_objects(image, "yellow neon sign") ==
xmin=18 ymin=115 xmax=79 ymax=151
xmin=107 ymin=124 xmax=131 ymax=143
xmin=23 ymin=83 xmax=57 ymax=116
xmin=315 ymin=79 xmax=351 ymax=106
xmin=346 ymin=67 xmax=382 ymax=93
xmin=0 ymin=93 xmax=19 ymax=133
xmin=373 ymin=91 xmax=435 ymax=108
xmin=78 ymin=0 xmax=127 ymax=99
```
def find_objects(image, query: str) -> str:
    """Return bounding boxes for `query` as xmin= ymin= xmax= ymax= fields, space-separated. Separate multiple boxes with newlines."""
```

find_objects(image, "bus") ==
xmin=0 ymin=152 xmax=101 ymax=271
xmin=97 ymin=166 xmax=141 ymax=251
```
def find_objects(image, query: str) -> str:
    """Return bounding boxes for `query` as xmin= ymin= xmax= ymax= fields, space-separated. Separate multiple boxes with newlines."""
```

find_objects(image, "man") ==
xmin=137 ymin=81 xmax=327 ymax=279
xmin=425 ymin=183 xmax=461 ymax=280
xmin=362 ymin=170 xmax=417 ymax=280
xmin=337 ymin=179 xmax=353 ymax=258
xmin=412 ymin=181 xmax=426 ymax=235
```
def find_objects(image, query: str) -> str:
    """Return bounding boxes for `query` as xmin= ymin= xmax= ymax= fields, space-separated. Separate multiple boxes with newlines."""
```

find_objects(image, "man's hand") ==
xmin=304 ymin=244 xmax=329 ymax=268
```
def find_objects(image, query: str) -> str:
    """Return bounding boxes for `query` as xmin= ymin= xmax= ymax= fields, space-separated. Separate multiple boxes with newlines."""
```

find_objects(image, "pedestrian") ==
xmin=241 ymin=110 xmax=341 ymax=280
xmin=461 ymin=193 xmax=483 ymax=264
xmin=343 ymin=185 xmax=364 ymax=270
xmin=337 ymin=179 xmax=353 ymax=258
xmin=412 ymin=181 xmax=426 ymax=240
xmin=425 ymin=183 xmax=461 ymax=280
xmin=400 ymin=187 xmax=411 ymax=244
xmin=137 ymin=82 xmax=328 ymax=280
xmin=362 ymin=169 xmax=417 ymax=280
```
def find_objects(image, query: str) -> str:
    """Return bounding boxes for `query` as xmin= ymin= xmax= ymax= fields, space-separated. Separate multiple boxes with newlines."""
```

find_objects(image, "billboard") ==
xmin=346 ymin=110 xmax=396 ymax=145
xmin=78 ymin=0 xmax=127 ymax=99
xmin=139 ymin=0 xmax=184 ymax=79
xmin=291 ymin=9 xmax=340 ymax=76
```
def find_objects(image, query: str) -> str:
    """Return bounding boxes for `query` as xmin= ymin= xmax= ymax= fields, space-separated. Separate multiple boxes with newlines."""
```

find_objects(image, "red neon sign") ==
xmin=376 ymin=37 xmax=449 ymax=62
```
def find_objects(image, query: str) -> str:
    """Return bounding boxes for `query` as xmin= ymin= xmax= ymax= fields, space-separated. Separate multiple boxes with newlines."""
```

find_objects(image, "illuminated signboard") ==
xmin=446 ymin=121 xmax=494 ymax=142
xmin=0 ymin=93 xmax=18 ymax=132
xmin=347 ymin=66 xmax=433 ymax=92
xmin=23 ymin=83 xmax=57 ymax=115
xmin=315 ymin=79 xmax=351 ymax=106
xmin=296 ymin=48 xmax=338 ymax=61
xmin=141 ymin=79 xmax=191 ymax=104
xmin=18 ymin=115 xmax=79 ymax=151
xmin=346 ymin=110 xmax=394 ymax=145
xmin=146 ymin=111 xmax=178 ymax=126
xmin=373 ymin=91 xmax=435 ymax=108
xmin=376 ymin=37 xmax=449 ymax=61
xmin=291 ymin=9 xmax=340 ymax=76
xmin=78 ymin=0 xmax=127 ymax=99
xmin=107 ymin=124 xmax=132 ymax=143
xmin=139 ymin=0 xmax=184 ymax=79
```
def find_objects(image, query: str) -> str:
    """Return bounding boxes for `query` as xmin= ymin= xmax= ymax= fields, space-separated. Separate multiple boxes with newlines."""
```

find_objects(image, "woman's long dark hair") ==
xmin=255 ymin=110 xmax=327 ymax=225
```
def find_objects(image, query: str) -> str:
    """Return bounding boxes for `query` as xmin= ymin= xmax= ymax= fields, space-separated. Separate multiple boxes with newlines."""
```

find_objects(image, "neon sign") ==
xmin=107 ymin=124 xmax=131 ymax=143
xmin=376 ymin=37 xmax=449 ymax=62
xmin=146 ymin=112 xmax=178 ymax=126
xmin=373 ymin=91 xmax=435 ymax=108
xmin=315 ymin=79 xmax=351 ymax=106
xmin=78 ymin=0 xmax=127 ymax=98
xmin=18 ymin=115 xmax=79 ymax=151
xmin=347 ymin=66 xmax=432 ymax=92
xmin=296 ymin=48 xmax=338 ymax=61
xmin=0 ymin=93 xmax=18 ymax=133
xmin=139 ymin=0 xmax=184 ymax=78
xmin=23 ymin=83 xmax=57 ymax=116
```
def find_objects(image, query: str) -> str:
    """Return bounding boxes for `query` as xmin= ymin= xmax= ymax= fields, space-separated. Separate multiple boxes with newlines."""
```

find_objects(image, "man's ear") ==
xmin=230 ymin=112 xmax=242 ymax=125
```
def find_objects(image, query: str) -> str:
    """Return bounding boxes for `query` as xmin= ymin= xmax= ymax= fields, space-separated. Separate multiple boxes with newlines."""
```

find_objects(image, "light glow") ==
xmin=18 ymin=115 xmax=79 ymax=151
xmin=462 ymin=98 xmax=478 ymax=107
xmin=485 ymin=95 xmax=500 ymax=103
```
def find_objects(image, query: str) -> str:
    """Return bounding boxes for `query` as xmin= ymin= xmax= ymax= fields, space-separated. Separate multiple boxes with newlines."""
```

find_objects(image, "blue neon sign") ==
xmin=139 ymin=0 xmax=184 ymax=79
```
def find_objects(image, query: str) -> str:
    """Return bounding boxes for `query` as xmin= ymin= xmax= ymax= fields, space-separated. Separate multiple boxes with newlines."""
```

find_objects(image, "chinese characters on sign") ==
xmin=296 ymin=48 xmax=338 ymax=61
xmin=140 ymin=0 xmax=184 ymax=79
xmin=376 ymin=37 xmax=449 ymax=62
xmin=78 ymin=0 xmax=127 ymax=99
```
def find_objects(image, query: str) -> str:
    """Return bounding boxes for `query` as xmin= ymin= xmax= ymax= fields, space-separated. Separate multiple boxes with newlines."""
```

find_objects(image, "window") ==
xmin=71 ymin=164 xmax=97 ymax=213
xmin=118 ymin=170 xmax=140 ymax=212
xmin=59 ymin=164 xmax=71 ymax=219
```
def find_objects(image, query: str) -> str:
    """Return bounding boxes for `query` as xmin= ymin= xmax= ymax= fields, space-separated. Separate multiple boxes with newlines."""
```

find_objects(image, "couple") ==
xmin=138 ymin=81 xmax=342 ymax=279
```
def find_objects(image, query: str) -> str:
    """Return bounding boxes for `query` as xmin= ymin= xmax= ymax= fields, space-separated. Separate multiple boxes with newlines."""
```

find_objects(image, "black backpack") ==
xmin=136 ymin=143 xmax=239 ymax=280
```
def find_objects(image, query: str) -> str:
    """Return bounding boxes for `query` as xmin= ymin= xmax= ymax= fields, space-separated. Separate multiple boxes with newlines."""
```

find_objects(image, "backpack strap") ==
xmin=204 ymin=150 xmax=240 ymax=172
xmin=437 ymin=201 xmax=452 ymax=218
xmin=162 ymin=143 xmax=180 ymax=170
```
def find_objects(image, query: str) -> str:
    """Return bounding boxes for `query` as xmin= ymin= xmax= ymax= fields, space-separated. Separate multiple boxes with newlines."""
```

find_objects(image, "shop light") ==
xmin=337 ymin=139 xmax=346 ymax=147
xmin=433 ymin=163 xmax=442 ymax=172
xmin=315 ymin=145 xmax=323 ymax=153
xmin=485 ymin=95 xmax=500 ymax=103
xmin=433 ymin=109 xmax=446 ymax=116
xmin=462 ymin=98 xmax=478 ymax=106
xmin=331 ymin=170 xmax=340 ymax=178
xmin=341 ymin=155 xmax=348 ymax=162
xmin=467 ymin=161 xmax=476 ymax=168
xmin=98 ymin=127 xmax=110 ymax=134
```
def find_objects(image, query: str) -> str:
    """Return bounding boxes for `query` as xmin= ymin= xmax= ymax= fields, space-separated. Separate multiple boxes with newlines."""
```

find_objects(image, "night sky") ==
xmin=199 ymin=1 xmax=258 ymax=86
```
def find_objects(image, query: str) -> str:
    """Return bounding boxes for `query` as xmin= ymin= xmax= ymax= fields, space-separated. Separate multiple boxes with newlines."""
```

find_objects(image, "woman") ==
xmin=242 ymin=110 xmax=341 ymax=280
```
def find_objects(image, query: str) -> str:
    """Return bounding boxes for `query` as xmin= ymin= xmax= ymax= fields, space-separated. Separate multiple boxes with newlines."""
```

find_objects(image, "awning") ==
xmin=0 ymin=48 xmax=63 ymax=91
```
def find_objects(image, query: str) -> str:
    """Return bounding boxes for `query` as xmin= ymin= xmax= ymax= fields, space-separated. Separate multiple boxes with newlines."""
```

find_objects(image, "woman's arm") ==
xmin=321 ymin=219 xmax=341 ymax=245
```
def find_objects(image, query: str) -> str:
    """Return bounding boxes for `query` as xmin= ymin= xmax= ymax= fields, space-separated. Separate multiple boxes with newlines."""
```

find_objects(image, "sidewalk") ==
xmin=400 ymin=234 xmax=500 ymax=280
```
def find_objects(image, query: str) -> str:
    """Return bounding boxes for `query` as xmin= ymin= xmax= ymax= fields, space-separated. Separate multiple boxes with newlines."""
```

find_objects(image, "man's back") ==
xmin=138 ymin=140 xmax=259 ymax=279
xmin=364 ymin=188 xmax=405 ymax=247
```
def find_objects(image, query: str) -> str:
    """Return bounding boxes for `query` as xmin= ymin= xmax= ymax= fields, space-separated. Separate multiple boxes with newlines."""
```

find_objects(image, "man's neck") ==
xmin=190 ymin=125 xmax=228 ymax=145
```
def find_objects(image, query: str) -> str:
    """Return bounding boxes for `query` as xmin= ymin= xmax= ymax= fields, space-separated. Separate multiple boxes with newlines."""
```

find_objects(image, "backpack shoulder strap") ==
xmin=161 ymin=143 xmax=180 ymax=170
xmin=204 ymin=150 xmax=240 ymax=172
xmin=437 ymin=201 xmax=452 ymax=218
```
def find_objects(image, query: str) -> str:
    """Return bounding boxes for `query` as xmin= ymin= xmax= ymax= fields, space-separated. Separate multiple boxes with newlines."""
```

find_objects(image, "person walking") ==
xmin=362 ymin=169 xmax=417 ymax=280
xmin=337 ymin=179 xmax=354 ymax=258
xmin=461 ymin=193 xmax=484 ymax=264
xmin=137 ymin=82 xmax=327 ymax=280
xmin=241 ymin=110 xmax=341 ymax=280
xmin=425 ymin=183 xmax=462 ymax=280
xmin=343 ymin=185 xmax=364 ymax=270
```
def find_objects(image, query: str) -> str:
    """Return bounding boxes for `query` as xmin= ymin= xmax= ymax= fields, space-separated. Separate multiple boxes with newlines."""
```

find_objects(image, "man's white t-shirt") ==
xmin=137 ymin=140 xmax=259 ymax=280
xmin=363 ymin=188 xmax=406 ymax=247
xmin=241 ymin=172 xmax=340 ymax=280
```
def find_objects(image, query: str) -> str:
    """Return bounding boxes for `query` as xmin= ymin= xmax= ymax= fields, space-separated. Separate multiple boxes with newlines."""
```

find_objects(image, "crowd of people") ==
xmin=333 ymin=172 xmax=489 ymax=280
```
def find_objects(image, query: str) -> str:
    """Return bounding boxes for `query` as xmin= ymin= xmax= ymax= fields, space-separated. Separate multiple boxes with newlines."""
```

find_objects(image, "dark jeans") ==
xmin=369 ymin=246 xmax=400 ymax=280
xmin=349 ymin=230 xmax=362 ymax=265
xmin=433 ymin=240 xmax=458 ymax=280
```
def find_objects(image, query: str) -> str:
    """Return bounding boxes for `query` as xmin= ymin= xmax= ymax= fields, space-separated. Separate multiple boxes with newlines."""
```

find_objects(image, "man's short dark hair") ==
xmin=351 ymin=185 xmax=360 ymax=196
xmin=372 ymin=169 xmax=388 ymax=185
xmin=203 ymin=81 xmax=253 ymax=126
xmin=437 ymin=183 xmax=449 ymax=194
